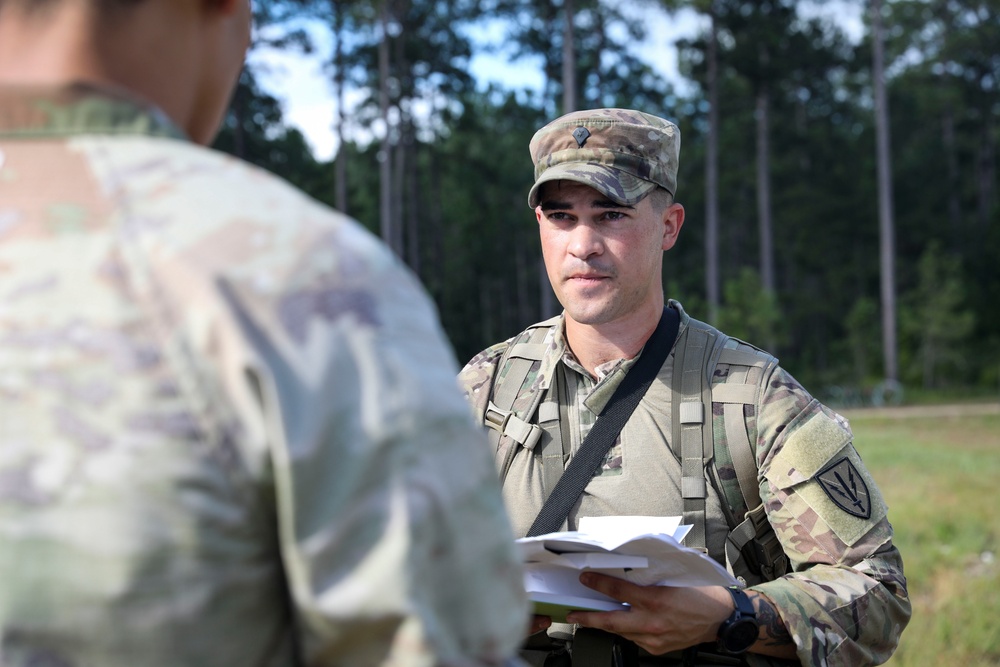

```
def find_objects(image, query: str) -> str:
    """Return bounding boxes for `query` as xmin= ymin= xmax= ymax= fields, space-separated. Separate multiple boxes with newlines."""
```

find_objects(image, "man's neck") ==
xmin=0 ymin=3 xmax=198 ymax=137
xmin=564 ymin=304 xmax=665 ymax=377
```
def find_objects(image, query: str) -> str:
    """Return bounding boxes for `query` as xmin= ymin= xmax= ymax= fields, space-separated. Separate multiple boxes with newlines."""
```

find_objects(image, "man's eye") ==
xmin=603 ymin=211 xmax=626 ymax=221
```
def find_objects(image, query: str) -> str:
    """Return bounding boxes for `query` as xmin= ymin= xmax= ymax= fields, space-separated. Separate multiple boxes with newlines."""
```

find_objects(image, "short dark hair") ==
xmin=646 ymin=187 xmax=675 ymax=214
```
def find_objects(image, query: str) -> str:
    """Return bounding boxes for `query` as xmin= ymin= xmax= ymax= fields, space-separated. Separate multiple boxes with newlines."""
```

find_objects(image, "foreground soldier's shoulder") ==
xmin=105 ymin=138 xmax=402 ymax=280
xmin=458 ymin=340 xmax=511 ymax=395
xmin=85 ymin=139 xmax=442 ymax=363
xmin=467 ymin=340 xmax=511 ymax=368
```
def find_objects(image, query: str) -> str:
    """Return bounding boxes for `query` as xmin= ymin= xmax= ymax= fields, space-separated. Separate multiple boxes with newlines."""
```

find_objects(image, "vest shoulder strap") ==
xmin=669 ymin=321 xmax=725 ymax=552
xmin=708 ymin=336 xmax=776 ymax=520
xmin=486 ymin=317 xmax=561 ymax=483
xmin=698 ymin=327 xmax=788 ymax=584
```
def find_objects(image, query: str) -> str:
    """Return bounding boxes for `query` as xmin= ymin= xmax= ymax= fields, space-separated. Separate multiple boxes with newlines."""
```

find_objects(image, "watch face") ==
xmin=722 ymin=618 xmax=759 ymax=653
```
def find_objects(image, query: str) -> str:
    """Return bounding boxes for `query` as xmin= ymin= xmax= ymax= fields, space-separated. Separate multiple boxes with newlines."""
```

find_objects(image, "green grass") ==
xmin=843 ymin=406 xmax=1000 ymax=666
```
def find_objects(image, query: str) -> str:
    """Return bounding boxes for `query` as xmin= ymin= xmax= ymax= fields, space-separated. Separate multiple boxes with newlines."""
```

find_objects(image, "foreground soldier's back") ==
xmin=0 ymin=1 xmax=527 ymax=665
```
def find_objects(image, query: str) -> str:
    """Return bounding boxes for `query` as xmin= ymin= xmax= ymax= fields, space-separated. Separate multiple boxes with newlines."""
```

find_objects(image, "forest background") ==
xmin=214 ymin=0 xmax=1000 ymax=406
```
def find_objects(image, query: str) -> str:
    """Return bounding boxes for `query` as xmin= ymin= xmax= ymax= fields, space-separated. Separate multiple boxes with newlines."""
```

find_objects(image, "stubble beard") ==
xmin=558 ymin=278 xmax=624 ymax=326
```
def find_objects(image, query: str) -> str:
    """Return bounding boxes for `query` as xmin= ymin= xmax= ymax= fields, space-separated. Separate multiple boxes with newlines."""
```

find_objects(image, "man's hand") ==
xmin=564 ymin=573 xmax=733 ymax=655
xmin=528 ymin=614 xmax=552 ymax=636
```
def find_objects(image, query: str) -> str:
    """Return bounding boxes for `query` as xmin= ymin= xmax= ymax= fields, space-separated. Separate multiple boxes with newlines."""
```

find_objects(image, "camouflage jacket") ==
xmin=0 ymin=84 xmax=528 ymax=667
xmin=459 ymin=304 xmax=910 ymax=667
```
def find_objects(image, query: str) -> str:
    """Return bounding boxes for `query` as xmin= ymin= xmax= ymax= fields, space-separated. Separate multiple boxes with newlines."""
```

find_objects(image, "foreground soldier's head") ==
xmin=0 ymin=0 xmax=252 ymax=145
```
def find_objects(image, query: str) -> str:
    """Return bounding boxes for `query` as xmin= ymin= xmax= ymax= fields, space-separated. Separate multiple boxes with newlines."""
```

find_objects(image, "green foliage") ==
xmin=715 ymin=267 xmax=784 ymax=353
xmin=664 ymin=279 xmax=705 ymax=321
xmin=878 ymin=0 xmax=1000 ymax=393
xmin=430 ymin=90 xmax=546 ymax=361
xmin=898 ymin=241 xmax=976 ymax=389
xmin=221 ymin=0 xmax=998 ymax=394
xmin=845 ymin=296 xmax=882 ymax=385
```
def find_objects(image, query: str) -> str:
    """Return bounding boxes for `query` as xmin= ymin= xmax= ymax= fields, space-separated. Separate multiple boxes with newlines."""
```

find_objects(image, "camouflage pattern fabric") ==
xmin=550 ymin=325 xmax=638 ymax=477
xmin=459 ymin=302 xmax=910 ymax=667
xmin=0 ymin=84 xmax=528 ymax=667
xmin=527 ymin=108 xmax=680 ymax=208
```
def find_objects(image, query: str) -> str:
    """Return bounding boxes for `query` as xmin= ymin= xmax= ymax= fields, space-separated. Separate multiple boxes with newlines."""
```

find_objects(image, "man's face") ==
xmin=535 ymin=180 xmax=683 ymax=328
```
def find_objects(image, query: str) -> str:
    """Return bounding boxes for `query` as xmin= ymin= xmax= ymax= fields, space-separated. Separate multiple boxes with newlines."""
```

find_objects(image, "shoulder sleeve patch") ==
xmin=817 ymin=457 xmax=871 ymax=520
xmin=793 ymin=445 xmax=888 ymax=546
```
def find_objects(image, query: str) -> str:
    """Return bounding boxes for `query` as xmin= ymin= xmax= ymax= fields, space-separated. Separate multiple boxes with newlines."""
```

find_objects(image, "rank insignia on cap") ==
xmin=572 ymin=126 xmax=591 ymax=147
xmin=817 ymin=457 xmax=871 ymax=519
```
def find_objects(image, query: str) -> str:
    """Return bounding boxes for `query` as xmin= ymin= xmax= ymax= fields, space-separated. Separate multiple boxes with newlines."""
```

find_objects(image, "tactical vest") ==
xmin=483 ymin=309 xmax=789 ymax=585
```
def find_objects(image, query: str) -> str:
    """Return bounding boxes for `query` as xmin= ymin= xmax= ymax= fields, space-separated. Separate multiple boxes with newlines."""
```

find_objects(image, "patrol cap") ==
xmin=527 ymin=108 xmax=680 ymax=208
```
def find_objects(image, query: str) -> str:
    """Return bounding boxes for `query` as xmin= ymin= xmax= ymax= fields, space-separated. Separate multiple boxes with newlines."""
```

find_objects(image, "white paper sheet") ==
xmin=517 ymin=515 xmax=739 ymax=617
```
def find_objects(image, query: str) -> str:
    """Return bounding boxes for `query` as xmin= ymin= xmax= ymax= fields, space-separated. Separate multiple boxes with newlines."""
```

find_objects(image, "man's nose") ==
xmin=568 ymin=224 xmax=602 ymax=259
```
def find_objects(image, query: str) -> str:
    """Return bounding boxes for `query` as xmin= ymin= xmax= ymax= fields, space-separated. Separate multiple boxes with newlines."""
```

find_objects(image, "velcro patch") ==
xmin=817 ymin=457 xmax=871 ymax=519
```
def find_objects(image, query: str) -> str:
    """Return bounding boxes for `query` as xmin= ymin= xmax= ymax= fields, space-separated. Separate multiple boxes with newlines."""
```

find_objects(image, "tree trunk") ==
xmin=405 ymin=125 xmax=421 ymax=275
xmin=392 ymin=119 xmax=405 ymax=256
xmin=539 ymin=1 xmax=559 ymax=319
xmin=591 ymin=5 xmax=606 ymax=107
xmin=542 ymin=3 xmax=558 ymax=120
xmin=705 ymin=4 xmax=720 ymax=324
xmin=511 ymin=191 xmax=532 ymax=329
xmin=562 ymin=0 xmax=576 ymax=114
xmin=426 ymin=148 xmax=445 ymax=300
xmin=871 ymin=0 xmax=898 ymax=382
xmin=942 ymin=102 xmax=960 ymax=233
xmin=977 ymin=108 xmax=996 ymax=228
xmin=755 ymin=84 xmax=775 ymax=296
xmin=392 ymin=23 xmax=407 ymax=257
xmin=923 ymin=330 xmax=935 ymax=390
xmin=333 ymin=0 xmax=348 ymax=214
xmin=378 ymin=0 xmax=394 ymax=251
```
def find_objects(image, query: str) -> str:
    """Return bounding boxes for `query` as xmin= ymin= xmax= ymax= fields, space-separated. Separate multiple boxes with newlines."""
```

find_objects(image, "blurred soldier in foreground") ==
xmin=0 ymin=1 xmax=527 ymax=664
xmin=459 ymin=108 xmax=910 ymax=666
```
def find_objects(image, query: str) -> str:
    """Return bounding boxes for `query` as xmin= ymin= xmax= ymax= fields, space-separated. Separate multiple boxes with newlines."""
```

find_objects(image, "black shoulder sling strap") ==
xmin=526 ymin=306 xmax=680 ymax=537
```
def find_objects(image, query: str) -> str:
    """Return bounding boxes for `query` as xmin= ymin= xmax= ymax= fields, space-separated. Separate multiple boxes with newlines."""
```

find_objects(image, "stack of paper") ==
xmin=518 ymin=516 xmax=739 ymax=620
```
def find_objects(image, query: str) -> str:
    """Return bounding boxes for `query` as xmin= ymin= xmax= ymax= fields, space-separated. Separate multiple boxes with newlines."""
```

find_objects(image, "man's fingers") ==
xmin=566 ymin=608 xmax=630 ymax=633
xmin=578 ymin=572 xmax=649 ymax=605
xmin=562 ymin=611 xmax=683 ymax=656
xmin=528 ymin=614 xmax=552 ymax=636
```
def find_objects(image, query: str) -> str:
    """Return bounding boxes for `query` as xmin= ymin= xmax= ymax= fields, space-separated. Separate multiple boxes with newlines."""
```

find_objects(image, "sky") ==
xmin=249 ymin=1 xmax=865 ymax=162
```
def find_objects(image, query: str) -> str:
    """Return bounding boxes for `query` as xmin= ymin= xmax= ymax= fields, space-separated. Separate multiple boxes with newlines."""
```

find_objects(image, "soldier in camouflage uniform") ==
xmin=0 ymin=1 xmax=528 ymax=665
xmin=458 ymin=109 xmax=910 ymax=666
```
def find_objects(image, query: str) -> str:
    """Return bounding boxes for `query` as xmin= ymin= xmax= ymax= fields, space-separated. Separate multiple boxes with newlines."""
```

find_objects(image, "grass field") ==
xmin=840 ymin=403 xmax=1000 ymax=666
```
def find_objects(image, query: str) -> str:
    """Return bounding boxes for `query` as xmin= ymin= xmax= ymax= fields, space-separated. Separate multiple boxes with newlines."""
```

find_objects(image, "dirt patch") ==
xmin=842 ymin=403 xmax=1000 ymax=421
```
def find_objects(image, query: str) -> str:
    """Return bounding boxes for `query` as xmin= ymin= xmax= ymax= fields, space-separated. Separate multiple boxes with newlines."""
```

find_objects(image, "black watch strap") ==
xmin=717 ymin=586 xmax=759 ymax=655
xmin=728 ymin=586 xmax=756 ymax=617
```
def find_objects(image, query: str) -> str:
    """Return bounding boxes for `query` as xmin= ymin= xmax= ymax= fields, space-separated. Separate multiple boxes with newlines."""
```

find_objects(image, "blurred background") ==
xmin=214 ymin=0 xmax=999 ymax=405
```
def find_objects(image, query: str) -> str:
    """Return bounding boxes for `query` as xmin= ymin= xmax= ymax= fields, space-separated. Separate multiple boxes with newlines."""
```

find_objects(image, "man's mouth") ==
xmin=567 ymin=272 xmax=610 ymax=283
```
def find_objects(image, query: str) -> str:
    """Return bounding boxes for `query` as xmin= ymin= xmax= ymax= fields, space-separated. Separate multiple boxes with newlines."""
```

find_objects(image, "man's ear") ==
xmin=661 ymin=203 xmax=685 ymax=251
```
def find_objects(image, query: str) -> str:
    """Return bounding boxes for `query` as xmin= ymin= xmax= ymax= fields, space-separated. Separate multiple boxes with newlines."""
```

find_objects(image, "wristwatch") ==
xmin=717 ymin=586 xmax=759 ymax=655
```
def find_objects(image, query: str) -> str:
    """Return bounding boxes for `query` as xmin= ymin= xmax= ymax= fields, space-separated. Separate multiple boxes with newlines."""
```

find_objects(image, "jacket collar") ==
xmin=0 ymin=82 xmax=185 ymax=140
